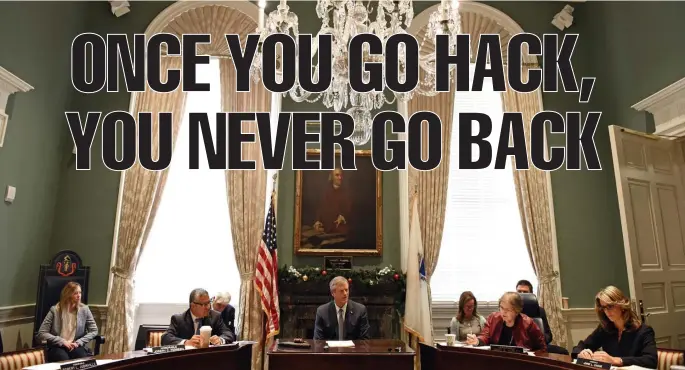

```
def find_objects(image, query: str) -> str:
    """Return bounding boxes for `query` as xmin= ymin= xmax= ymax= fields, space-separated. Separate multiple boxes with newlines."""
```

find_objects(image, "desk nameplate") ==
xmin=490 ymin=344 xmax=525 ymax=354
xmin=575 ymin=358 xmax=611 ymax=369
xmin=60 ymin=359 xmax=97 ymax=370
xmin=149 ymin=345 xmax=186 ymax=354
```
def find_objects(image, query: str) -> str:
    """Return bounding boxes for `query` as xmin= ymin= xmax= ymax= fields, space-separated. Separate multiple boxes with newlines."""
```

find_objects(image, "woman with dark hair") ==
xmin=572 ymin=286 xmax=657 ymax=369
xmin=465 ymin=292 xmax=546 ymax=351
xmin=37 ymin=282 xmax=99 ymax=362
xmin=449 ymin=291 xmax=486 ymax=341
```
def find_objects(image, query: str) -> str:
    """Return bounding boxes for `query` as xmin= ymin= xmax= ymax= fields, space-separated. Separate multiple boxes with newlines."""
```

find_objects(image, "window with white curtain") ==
xmin=134 ymin=57 xmax=241 ymax=309
xmin=430 ymin=64 xmax=537 ymax=303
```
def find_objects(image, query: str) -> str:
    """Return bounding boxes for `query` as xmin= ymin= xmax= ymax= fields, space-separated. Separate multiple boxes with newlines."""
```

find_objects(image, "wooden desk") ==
xmin=267 ymin=339 xmax=414 ymax=370
xmin=421 ymin=344 xmax=584 ymax=370
xmin=97 ymin=343 xmax=252 ymax=370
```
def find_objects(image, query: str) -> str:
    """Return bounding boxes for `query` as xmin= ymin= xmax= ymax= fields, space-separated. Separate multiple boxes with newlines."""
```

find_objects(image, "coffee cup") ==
xmin=200 ymin=326 xmax=212 ymax=348
xmin=445 ymin=334 xmax=456 ymax=346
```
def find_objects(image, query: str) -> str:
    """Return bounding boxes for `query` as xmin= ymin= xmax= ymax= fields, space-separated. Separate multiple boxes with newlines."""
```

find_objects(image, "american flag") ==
xmin=254 ymin=194 xmax=280 ymax=338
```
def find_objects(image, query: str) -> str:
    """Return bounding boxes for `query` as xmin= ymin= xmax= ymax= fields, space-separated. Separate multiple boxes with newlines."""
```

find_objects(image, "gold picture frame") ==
xmin=294 ymin=148 xmax=383 ymax=256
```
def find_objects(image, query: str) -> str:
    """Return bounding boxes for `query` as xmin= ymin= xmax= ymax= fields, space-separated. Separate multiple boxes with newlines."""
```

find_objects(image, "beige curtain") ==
xmin=410 ymin=6 xmax=509 ymax=285
xmin=501 ymin=66 xmax=568 ymax=349
xmin=407 ymin=86 xmax=455 ymax=343
xmin=103 ymin=57 xmax=187 ymax=354
xmin=219 ymin=58 xmax=271 ymax=370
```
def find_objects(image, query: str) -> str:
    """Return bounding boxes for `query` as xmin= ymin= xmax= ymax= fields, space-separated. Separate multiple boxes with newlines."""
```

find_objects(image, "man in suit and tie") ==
xmin=162 ymin=288 xmax=236 ymax=347
xmin=211 ymin=291 xmax=236 ymax=336
xmin=314 ymin=276 xmax=370 ymax=340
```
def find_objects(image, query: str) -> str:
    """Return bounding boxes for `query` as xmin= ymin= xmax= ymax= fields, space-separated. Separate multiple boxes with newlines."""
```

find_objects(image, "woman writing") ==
xmin=572 ymin=286 xmax=657 ymax=369
xmin=450 ymin=291 xmax=486 ymax=341
xmin=465 ymin=292 xmax=546 ymax=351
xmin=37 ymin=282 xmax=99 ymax=362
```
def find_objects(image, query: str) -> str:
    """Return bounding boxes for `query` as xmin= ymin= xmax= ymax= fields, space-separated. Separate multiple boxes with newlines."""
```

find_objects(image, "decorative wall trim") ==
xmin=0 ymin=304 xmax=108 ymax=328
xmin=632 ymin=77 xmax=685 ymax=137
xmin=90 ymin=304 xmax=108 ymax=327
xmin=561 ymin=307 xmax=597 ymax=350
xmin=0 ymin=304 xmax=35 ymax=328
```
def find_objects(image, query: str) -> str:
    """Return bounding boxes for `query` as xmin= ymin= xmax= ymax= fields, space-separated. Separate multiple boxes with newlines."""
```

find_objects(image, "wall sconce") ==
xmin=551 ymin=5 xmax=574 ymax=31
xmin=109 ymin=1 xmax=130 ymax=17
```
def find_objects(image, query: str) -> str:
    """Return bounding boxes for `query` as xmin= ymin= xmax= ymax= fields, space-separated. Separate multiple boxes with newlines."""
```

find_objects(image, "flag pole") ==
xmin=271 ymin=172 xmax=278 ymax=214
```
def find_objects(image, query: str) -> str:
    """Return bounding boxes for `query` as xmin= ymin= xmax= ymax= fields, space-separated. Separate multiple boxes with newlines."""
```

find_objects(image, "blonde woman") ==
xmin=465 ymin=292 xmax=546 ymax=351
xmin=37 ymin=282 xmax=98 ymax=362
xmin=572 ymin=286 xmax=657 ymax=369
xmin=449 ymin=291 xmax=486 ymax=341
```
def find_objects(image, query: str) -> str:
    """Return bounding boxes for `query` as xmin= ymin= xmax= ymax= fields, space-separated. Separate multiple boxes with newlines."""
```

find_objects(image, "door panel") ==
xmin=608 ymin=125 xmax=685 ymax=349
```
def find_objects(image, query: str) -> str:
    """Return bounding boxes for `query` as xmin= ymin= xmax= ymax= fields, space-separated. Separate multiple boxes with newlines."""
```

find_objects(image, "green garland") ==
xmin=278 ymin=265 xmax=407 ymax=315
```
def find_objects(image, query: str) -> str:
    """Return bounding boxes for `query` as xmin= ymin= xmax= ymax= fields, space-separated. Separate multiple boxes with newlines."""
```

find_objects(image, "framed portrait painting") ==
xmin=294 ymin=149 xmax=383 ymax=256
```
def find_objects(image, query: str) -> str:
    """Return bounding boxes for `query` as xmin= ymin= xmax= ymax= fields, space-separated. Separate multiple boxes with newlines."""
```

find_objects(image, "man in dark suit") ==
xmin=162 ymin=288 xmax=236 ymax=346
xmin=314 ymin=276 xmax=370 ymax=340
xmin=212 ymin=291 xmax=236 ymax=336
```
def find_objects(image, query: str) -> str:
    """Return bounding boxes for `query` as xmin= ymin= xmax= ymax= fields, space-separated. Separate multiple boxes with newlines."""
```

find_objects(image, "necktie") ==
xmin=338 ymin=308 xmax=344 ymax=340
xmin=195 ymin=318 xmax=202 ymax=335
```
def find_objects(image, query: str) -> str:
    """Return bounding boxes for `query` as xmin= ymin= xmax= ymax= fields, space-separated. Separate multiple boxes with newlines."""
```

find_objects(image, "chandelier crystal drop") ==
xmin=251 ymin=0 xmax=463 ymax=145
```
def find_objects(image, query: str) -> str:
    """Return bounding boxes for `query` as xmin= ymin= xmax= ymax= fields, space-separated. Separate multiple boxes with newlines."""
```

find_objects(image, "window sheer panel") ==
xmin=134 ymin=58 xmax=241 ymax=310
xmin=430 ymin=66 xmax=537 ymax=302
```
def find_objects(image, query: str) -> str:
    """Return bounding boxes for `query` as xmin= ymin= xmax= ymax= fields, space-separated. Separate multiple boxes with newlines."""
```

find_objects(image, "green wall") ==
xmin=2 ymin=1 xmax=683 ymax=308
xmin=0 ymin=2 xmax=88 ymax=306
xmin=49 ymin=1 xmax=173 ymax=304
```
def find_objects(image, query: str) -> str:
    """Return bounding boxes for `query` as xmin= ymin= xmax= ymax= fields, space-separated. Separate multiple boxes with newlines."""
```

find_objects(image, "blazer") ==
xmin=313 ymin=300 xmax=370 ymax=341
xmin=37 ymin=304 xmax=99 ymax=348
xmin=477 ymin=312 xmax=547 ymax=351
xmin=450 ymin=314 xmax=486 ymax=341
xmin=571 ymin=323 xmax=657 ymax=369
xmin=219 ymin=305 xmax=236 ymax=336
xmin=161 ymin=309 xmax=235 ymax=345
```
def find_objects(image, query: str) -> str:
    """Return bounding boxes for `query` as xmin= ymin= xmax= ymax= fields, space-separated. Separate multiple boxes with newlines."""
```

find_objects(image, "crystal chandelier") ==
xmin=251 ymin=0 xmax=462 ymax=145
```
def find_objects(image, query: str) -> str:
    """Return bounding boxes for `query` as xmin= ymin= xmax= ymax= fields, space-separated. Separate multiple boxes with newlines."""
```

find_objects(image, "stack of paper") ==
xmin=325 ymin=340 xmax=355 ymax=347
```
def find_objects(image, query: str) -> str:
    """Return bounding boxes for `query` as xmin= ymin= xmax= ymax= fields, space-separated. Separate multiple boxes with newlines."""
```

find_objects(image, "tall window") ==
xmin=430 ymin=65 xmax=537 ymax=302
xmin=134 ymin=58 xmax=241 ymax=308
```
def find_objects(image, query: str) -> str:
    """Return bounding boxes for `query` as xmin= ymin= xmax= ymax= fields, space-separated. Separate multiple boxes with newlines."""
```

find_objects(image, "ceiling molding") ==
xmin=632 ymin=77 xmax=685 ymax=137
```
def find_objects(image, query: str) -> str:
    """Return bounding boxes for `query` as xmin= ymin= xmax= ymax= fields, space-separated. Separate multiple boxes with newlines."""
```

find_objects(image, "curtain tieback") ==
xmin=111 ymin=266 xmax=132 ymax=279
xmin=538 ymin=271 xmax=559 ymax=284
xmin=241 ymin=272 xmax=255 ymax=281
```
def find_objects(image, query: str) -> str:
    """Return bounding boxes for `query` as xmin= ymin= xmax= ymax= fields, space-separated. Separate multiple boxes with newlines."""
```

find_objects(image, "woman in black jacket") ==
xmin=572 ymin=286 xmax=657 ymax=369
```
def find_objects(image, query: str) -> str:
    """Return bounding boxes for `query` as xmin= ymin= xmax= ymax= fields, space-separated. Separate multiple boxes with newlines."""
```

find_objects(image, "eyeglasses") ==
xmin=193 ymin=301 xmax=211 ymax=307
xmin=499 ymin=306 xmax=515 ymax=313
xmin=600 ymin=303 xmax=615 ymax=311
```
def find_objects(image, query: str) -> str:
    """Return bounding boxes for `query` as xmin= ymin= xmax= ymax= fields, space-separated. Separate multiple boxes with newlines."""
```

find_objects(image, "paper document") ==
xmin=326 ymin=340 xmax=355 ymax=347
xmin=25 ymin=359 xmax=117 ymax=370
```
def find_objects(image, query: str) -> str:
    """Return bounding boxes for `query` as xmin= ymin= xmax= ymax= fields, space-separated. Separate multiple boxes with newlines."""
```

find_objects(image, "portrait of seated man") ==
xmin=301 ymin=167 xmax=353 ymax=249
xmin=296 ymin=150 xmax=382 ymax=255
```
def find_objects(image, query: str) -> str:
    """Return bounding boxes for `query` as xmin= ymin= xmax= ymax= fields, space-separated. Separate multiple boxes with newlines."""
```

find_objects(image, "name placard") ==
xmin=324 ymin=256 xmax=352 ymax=270
xmin=490 ymin=344 xmax=525 ymax=354
xmin=60 ymin=359 xmax=97 ymax=370
xmin=150 ymin=344 xmax=186 ymax=354
xmin=576 ymin=358 xmax=611 ymax=369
